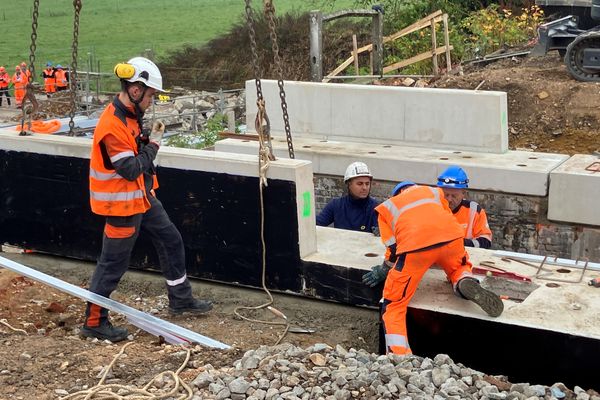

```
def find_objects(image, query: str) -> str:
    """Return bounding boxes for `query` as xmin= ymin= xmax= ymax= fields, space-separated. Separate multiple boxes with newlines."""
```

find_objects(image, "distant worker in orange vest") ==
xmin=436 ymin=166 xmax=492 ymax=249
xmin=364 ymin=182 xmax=503 ymax=355
xmin=54 ymin=64 xmax=68 ymax=91
xmin=0 ymin=66 xmax=11 ymax=107
xmin=12 ymin=66 xmax=27 ymax=108
xmin=42 ymin=61 xmax=56 ymax=97
xmin=82 ymin=57 xmax=213 ymax=342
xmin=20 ymin=62 xmax=32 ymax=83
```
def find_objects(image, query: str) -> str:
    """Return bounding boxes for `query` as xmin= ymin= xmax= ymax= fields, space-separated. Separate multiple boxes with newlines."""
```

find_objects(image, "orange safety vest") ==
xmin=12 ymin=72 xmax=26 ymax=89
xmin=0 ymin=72 xmax=9 ymax=88
xmin=89 ymin=97 xmax=158 ymax=216
xmin=453 ymin=200 xmax=492 ymax=242
xmin=376 ymin=185 xmax=464 ymax=254
xmin=42 ymin=68 xmax=56 ymax=92
xmin=55 ymin=69 xmax=68 ymax=88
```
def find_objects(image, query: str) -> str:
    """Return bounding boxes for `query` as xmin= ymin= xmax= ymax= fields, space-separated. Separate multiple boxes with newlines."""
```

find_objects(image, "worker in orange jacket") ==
xmin=437 ymin=166 xmax=492 ymax=249
xmin=12 ymin=66 xmax=26 ymax=108
xmin=363 ymin=182 xmax=503 ymax=355
xmin=54 ymin=65 xmax=68 ymax=91
xmin=0 ymin=66 xmax=11 ymax=107
xmin=83 ymin=57 xmax=213 ymax=342
xmin=20 ymin=62 xmax=32 ymax=82
xmin=42 ymin=61 xmax=56 ymax=97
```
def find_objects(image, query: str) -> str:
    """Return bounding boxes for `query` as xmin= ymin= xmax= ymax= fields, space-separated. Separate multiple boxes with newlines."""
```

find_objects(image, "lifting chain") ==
xmin=68 ymin=0 xmax=82 ymax=136
xmin=28 ymin=0 xmax=40 ymax=83
xmin=263 ymin=0 xmax=294 ymax=159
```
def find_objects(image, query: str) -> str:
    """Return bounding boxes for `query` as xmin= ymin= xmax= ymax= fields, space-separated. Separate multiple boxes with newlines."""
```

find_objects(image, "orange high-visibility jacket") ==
xmin=12 ymin=72 xmax=26 ymax=89
xmin=89 ymin=98 xmax=157 ymax=216
xmin=453 ymin=199 xmax=492 ymax=243
xmin=54 ymin=69 xmax=68 ymax=88
xmin=42 ymin=67 xmax=56 ymax=92
xmin=376 ymin=185 xmax=464 ymax=255
xmin=0 ymin=72 xmax=9 ymax=88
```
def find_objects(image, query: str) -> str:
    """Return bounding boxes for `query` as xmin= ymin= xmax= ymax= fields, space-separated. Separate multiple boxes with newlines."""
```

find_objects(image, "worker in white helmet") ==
xmin=316 ymin=161 xmax=380 ymax=233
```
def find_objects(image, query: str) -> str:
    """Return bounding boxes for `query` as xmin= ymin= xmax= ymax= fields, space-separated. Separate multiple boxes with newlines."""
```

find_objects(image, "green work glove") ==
xmin=362 ymin=263 xmax=391 ymax=287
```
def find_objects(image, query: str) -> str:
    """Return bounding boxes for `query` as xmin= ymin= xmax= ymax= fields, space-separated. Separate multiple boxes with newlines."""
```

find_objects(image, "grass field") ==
xmin=0 ymin=0 xmax=353 ymax=76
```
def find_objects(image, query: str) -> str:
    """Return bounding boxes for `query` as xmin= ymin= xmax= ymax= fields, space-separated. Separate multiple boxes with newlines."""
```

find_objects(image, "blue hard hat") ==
xmin=437 ymin=165 xmax=469 ymax=189
xmin=46 ymin=61 xmax=52 ymax=67
xmin=56 ymin=64 xmax=63 ymax=69
xmin=391 ymin=181 xmax=416 ymax=196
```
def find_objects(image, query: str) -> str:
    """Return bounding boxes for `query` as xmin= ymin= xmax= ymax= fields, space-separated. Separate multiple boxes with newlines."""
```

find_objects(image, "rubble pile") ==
xmin=187 ymin=343 xmax=599 ymax=400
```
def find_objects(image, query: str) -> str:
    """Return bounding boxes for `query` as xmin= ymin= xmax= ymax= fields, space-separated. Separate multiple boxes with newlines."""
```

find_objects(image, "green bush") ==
xmin=164 ymin=113 xmax=227 ymax=149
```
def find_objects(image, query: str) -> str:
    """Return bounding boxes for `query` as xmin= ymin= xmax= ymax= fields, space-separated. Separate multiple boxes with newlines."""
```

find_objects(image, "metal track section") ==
xmin=565 ymin=30 xmax=600 ymax=81
xmin=0 ymin=255 xmax=230 ymax=349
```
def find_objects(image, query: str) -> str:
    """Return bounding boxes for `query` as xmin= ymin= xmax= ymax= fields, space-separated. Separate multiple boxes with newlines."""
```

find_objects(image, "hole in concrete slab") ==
xmin=462 ymin=156 xmax=472 ymax=158
xmin=556 ymin=268 xmax=571 ymax=274
xmin=368 ymin=151 xmax=377 ymax=154
xmin=364 ymin=253 xmax=379 ymax=257
xmin=453 ymin=151 xmax=462 ymax=154
xmin=528 ymin=157 xmax=538 ymax=159
xmin=303 ymin=145 xmax=311 ymax=148
xmin=319 ymin=140 xmax=328 ymax=142
xmin=383 ymin=145 xmax=392 ymax=148
xmin=546 ymin=283 xmax=560 ymax=288
xmin=242 ymin=140 xmax=250 ymax=142
xmin=517 ymin=164 xmax=527 ymax=167
xmin=439 ymin=157 xmax=449 ymax=160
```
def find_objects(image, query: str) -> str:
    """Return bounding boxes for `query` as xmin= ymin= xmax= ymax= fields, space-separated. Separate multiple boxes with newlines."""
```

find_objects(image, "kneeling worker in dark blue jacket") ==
xmin=316 ymin=161 xmax=380 ymax=233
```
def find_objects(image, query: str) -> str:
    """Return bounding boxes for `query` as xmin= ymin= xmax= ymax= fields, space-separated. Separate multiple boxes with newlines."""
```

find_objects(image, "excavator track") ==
xmin=565 ymin=30 xmax=600 ymax=82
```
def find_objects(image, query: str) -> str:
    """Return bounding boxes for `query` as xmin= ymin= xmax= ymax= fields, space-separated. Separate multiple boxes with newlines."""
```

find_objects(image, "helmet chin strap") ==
xmin=125 ymin=82 xmax=148 ymax=128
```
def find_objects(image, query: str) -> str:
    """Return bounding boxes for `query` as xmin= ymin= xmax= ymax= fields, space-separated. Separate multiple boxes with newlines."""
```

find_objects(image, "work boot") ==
xmin=80 ymin=321 xmax=129 ymax=342
xmin=168 ymin=298 xmax=213 ymax=315
xmin=458 ymin=278 xmax=504 ymax=317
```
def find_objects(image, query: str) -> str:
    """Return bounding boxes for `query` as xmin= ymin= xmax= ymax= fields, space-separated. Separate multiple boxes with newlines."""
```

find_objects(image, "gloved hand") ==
xmin=362 ymin=263 xmax=391 ymax=287
xmin=149 ymin=120 xmax=165 ymax=145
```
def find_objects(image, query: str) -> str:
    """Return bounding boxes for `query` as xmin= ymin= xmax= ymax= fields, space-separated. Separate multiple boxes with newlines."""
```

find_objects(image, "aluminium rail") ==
xmin=0 ymin=255 xmax=230 ymax=349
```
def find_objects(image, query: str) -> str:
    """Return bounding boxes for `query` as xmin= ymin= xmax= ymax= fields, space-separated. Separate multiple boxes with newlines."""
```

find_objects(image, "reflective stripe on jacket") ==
xmin=453 ymin=199 xmax=492 ymax=247
xmin=375 ymin=185 xmax=464 ymax=254
xmin=89 ymin=97 xmax=156 ymax=216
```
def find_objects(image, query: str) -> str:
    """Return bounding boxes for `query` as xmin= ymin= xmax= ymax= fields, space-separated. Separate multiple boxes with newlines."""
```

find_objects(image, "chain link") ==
xmin=68 ymin=0 xmax=82 ymax=136
xmin=28 ymin=0 xmax=40 ymax=83
xmin=244 ymin=0 xmax=263 ymax=102
xmin=263 ymin=0 xmax=294 ymax=159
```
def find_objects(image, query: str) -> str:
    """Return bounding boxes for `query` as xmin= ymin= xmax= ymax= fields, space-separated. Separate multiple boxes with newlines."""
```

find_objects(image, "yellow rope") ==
xmin=233 ymin=98 xmax=290 ymax=345
xmin=61 ymin=342 xmax=193 ymax=400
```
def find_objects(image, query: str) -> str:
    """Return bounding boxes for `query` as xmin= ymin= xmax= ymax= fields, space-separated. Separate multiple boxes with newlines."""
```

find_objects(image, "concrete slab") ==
xmin=0 ymin=130 xmax=317 ymax=258
xmin=310 ymin=226 xmax=600 ymax=340
xmin=216 ymin=137 xmax=569 ymax=195
xmin=246 ymin=79 xmax=509 ymax=153
xmin=548 ymin=154 xmax=600 ymax=225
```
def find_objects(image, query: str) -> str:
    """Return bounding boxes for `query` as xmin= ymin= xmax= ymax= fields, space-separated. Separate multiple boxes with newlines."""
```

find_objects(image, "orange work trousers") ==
xmin=14 ymin=88 xmax=24 ymax=106
xmin=381 ymin=238 xmax=473 ymax=355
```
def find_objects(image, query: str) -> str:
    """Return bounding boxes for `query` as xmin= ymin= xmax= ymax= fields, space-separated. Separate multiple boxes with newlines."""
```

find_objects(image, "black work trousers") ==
xmin=0 ymin=88 xmax=10 ymax=106
xmin=85 ymin=196 xmax=194 ymax=326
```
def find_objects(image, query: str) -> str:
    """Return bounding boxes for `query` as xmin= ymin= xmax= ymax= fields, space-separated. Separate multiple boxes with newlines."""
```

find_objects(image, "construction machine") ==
xmin=531 ymin=0 xmax=600 ymax=81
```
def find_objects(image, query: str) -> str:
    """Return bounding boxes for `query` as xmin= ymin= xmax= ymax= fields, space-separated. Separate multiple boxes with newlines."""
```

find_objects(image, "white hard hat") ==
xmin=124 ymin=57 xmax=163 ymax=92
xmin=344 ymin=161 xmax=373 ymax=183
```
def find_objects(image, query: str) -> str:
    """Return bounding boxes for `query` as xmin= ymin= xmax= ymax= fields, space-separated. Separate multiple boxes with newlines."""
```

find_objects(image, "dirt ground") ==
xmin=429 ymin=52 xmax=600 ymax=155
xmin=0 ymin=251 xmax=379 ymax=399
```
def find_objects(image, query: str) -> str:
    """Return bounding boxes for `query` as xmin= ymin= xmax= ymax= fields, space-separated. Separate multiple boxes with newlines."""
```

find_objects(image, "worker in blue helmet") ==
xmin=437 ymin=166 xmax=492 ymax=249
xmin=42 ymin=62 xmax=56 ymax=97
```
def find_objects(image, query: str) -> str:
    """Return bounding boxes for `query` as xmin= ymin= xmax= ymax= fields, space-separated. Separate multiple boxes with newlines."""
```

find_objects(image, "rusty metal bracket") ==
xmin=534 ymin=255 xmax=588 ymax=284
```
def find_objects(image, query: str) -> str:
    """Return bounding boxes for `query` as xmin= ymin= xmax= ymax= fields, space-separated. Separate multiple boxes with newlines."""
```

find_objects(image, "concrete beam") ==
xmin=246 ymin=79 xmax=509 ymax=153
xmin=216 ymin=137 xmax=569 ymax=196
xmin=548 ymin=154 xmax=600 ymax=225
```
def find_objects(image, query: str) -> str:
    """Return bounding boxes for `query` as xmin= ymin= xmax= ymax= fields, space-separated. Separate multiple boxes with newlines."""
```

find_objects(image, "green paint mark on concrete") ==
xmin=302 ymin=191 xmax=311 ymax=217
xmin=502 ymin=110 xmax=508 ymax=129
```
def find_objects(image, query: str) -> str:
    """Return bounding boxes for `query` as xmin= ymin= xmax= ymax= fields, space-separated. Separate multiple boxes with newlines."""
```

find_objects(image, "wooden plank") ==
xmin=431 ymin=19 xmax=439 ymax=76
xmin=383 ymin=45 xmax=453 ymax=74
xmin=443 ymin=14 xmax=451 ymax=72
xmin=352 ymin=34 xmax=359 ymax=75
xmin=322 ymin=56 xmax=355 ymax=82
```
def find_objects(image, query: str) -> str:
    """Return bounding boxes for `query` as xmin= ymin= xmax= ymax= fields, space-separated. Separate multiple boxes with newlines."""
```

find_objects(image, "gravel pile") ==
xmin=189 ymin=343 xmax=599 ymax=400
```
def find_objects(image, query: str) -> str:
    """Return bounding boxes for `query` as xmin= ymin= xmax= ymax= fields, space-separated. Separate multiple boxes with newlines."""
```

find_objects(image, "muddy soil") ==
xmin=0 ymin=251 xmax=378 ymax=399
